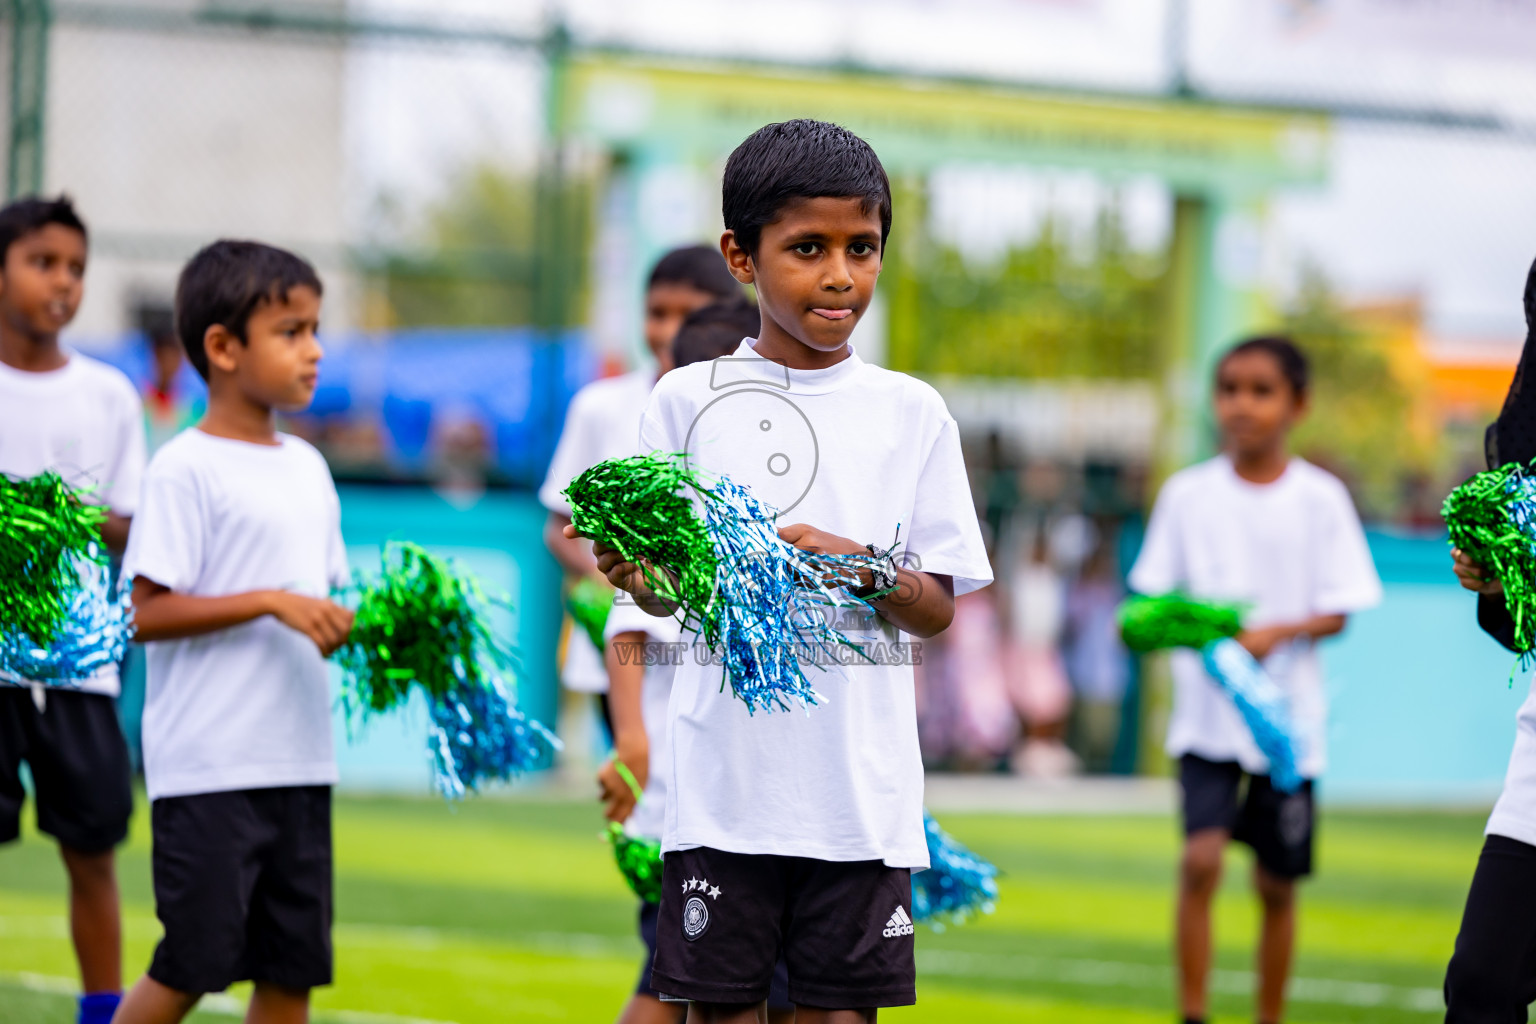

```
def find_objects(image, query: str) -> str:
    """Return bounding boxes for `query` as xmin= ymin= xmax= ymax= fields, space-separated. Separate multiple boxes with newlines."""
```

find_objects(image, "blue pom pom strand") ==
xmin=427 ymin=675 xmax=561 ymax=800
xmin=0 ymin=557 xmax=133 ymax=686
xmin=699 ymin=474 xmax=890 ymax=715
xmin=912 ymin=810 xmax=999 ymax=929
xmin=1200 ymin=637 xmax=1304 ymax=793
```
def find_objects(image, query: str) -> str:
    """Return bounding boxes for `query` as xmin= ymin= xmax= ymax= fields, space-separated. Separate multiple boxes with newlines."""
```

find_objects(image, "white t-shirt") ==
xmin=641 ymin=341 xmax=993 ymax=868
xmin=1488 ymin=680 xmax=1536 ymax=846
xmin=1128 ymin=456 xmax=1382 ymax=778
xmin=540 ymin=368 xmax=657 ymax=694
xmin=605 ymin=598 xmax=683 ymax=843
xmin=0 ymin=352 xmax=147 ymax=695
xmin=123 ymin=429 xmax=349 ymax=801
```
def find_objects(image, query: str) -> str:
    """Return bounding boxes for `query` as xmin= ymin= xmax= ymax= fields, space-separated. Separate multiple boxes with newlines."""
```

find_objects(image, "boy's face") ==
xmin=208 ymin=285 xmax=323 ymax=412
xmin=1214 ymin=349 xmax=1306 ymax=459
xmin=725 ymin=196 xmax=882 ymax=359
xmin=0 ymin=224 xmax=86 ymax=340
xmin=644 ymin=282 xmax=718 ymax=375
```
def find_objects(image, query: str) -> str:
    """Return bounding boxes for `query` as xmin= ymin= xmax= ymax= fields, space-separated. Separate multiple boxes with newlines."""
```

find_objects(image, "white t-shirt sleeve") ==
xmin=905 ymin=415 xmax=992 ymax=596
xmin=102 ymin=378 xmax=147 ymax=516
xmin=123 ymin=466 xmax=204 ymax=592
xmin=1312 ymin=480 xmax=1382 ymax=614
xmin=1128 ymin=481 xmax=1183 ymax=595
xmin=539 ymin=390 xmax=597 ymax=517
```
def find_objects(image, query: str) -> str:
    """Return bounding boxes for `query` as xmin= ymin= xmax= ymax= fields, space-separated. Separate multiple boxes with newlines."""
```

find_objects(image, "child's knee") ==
xmin=1180 ymin=839 xmax=1225 ymax=893
xmin=60 ymin=846 xmax=116 ymax=888
xmin=1254 ymin=868 xmax=1296 ymax=911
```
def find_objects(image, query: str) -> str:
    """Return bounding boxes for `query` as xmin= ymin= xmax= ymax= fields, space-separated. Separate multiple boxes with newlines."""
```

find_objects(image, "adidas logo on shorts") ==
xmin=882 ymin=905 xmax=915 ymax=938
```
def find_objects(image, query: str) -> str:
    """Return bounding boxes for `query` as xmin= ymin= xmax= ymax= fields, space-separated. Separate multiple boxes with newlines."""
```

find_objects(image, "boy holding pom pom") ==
xmin=573 ymin=119 xmax=992 ymax=1020
xmin=116 ymin=241 xmax=354 ymax=1024
xmin=0 ymin=195 xmax=145 ymax=1024
xmin=1128 ymin=336 xmax=1380 ymax=1024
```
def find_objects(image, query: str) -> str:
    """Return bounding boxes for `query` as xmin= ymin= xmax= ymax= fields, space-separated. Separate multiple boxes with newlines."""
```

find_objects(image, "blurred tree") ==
xmin=361 ymin=162 xmax=590 ymax=329
xmin=1283 ymin=264 xmax=1439 ymax=519
xmin=884 ymin=196 xmax=1166 ymax=380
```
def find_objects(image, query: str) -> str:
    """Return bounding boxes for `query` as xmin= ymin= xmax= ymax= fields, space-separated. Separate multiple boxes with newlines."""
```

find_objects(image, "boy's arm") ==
xmin=131 ymin=577 xmax=354 ymax=656
xmin=778 ymin=523 xmax=956 ymax=638
xmin=597 ymin=629 xmax=650 ymax=823
xmin=562 ymin=525 xmax=680 ymax=618
xmin=1237 ymin=613 xmax=1348 ymax=661
xmin=544 ymin=510 xmax=600 ymax=579
xmin=100 ymin=513 xmax=131 ymax=555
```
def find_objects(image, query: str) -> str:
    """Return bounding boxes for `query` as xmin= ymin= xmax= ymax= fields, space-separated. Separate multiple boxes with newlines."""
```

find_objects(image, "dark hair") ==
xmin=648 ymin=244 xmax=739 ymax=300
xmin=1219 ymin=335 xmax=1310 ymax=396
xmin=0 ymin=194 xmax=87 ymax=266
xmin=722 ymin=119 xmax=892 ymax=255
xmin=174 ymin=239 xmax=323 ymax=380
xmin=672 ymin=298 xmax=761 ymax=368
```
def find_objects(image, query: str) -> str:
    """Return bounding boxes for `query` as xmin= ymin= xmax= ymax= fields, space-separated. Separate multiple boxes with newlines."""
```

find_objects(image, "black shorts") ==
xmin=652 ymin=847 xmax=916 ymax=1009
xmin=639 ymin=901 xmax=791 ymax=1009
xmin=0 ymin=687 xmax=133 ymax=853
xmin=1180 ymin=754 xmax=1315 ymax=879
xmin=148 ymin=785 xmax=333 ymax=994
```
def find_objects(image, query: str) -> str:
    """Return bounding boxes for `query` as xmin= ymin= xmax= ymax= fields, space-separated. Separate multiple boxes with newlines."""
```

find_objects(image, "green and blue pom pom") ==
xmin=334 ymin=541 xmax=559 ymax=798
xmin=564 ymin=453 xmax=888 ymax=714
xmin=0 ymin=472 xmax=134 ymax=684
xmin=1443 ymin=461 xmax=1536 ymax=655
xmin=913 ymin=810 xmax=999 ymax=928
xmin=1118 ymin=592 xmax=1302 ymax=793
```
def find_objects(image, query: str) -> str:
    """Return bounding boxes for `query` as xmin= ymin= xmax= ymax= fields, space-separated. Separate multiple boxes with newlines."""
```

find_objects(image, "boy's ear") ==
xmin=202 ymin=323 xmax=241 ymax=376
xmin=720 ymin=230 xmax=755 ymax=285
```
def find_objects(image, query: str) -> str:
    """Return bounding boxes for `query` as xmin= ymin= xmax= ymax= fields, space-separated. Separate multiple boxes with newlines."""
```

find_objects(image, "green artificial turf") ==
xmin=0 ymin=793 xmax=1484 ymax=1022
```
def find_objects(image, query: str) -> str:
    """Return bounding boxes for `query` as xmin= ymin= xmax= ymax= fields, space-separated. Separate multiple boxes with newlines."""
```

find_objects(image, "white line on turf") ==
xmin=0 ymin=915 xmax=1442 ymax=1014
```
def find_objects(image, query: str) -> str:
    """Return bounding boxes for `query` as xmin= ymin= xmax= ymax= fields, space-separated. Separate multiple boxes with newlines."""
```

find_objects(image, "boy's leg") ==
xmin=791 ymin=1011 xmax=876 ymax=1023
xmin=1253 ymin=865 xmax=1296 ymax=1024
xmin=61 ymin=845 xmax=122 ymax=993
xmin=245 ymin=982 xmax=310 ymax=1024
xmin=24 ymin=689 xmax=133 ymax=1018
xmin=113 ymin=974 xmax=201 ymax=1024
xmin=684 ymin=1003 xmax=766 ymax=1023
xmin=1177 ymin=828 xmax=1228 ymax=1021
xmin=1175 ymin=755 xmax=1243 ymax=1022
xmin=1234 ymin=772 xmax=1314 ymax=1024
xmin=621 ymin=902 xmax=685 ymax=1024
xmin=1444 ymin=833 xmax=1536 ymax=1022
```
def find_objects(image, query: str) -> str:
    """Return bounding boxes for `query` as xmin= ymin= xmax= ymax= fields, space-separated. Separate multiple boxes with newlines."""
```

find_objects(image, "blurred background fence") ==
xmin=6 ymin=0 xmax=1536 ymax=799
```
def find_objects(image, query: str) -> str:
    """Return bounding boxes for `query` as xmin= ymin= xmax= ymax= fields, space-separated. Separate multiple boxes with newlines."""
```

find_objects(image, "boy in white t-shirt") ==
xmin=0 ymin=195 xmax=146 ymax=1024
xmin=115 ymin=240 xmax=355 ymax=1024
xmin=540 ymin=246 xmax=740 ymax=730
xmin=598 ymin=299 xmax=792 ymax=1024
xmin=1128 ymin=336 xmax=1381 ymax=1024
xmin=573 ymin=119 xmax=993 ymax=1021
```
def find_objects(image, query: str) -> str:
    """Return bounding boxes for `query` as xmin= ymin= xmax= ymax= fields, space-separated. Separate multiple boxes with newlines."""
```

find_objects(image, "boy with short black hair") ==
xmin=541 ymin=245 xmax=741 ymax=728
xmin=0 ymin=194 xmax=144 ymax=1024
xmin=1129 ymin=334 xmax=1381 ymax=1024
xmin=579 ymin=119 xmax=992 ymax=1021
xmin=115 ymin=239 xmax=354 ymax=1024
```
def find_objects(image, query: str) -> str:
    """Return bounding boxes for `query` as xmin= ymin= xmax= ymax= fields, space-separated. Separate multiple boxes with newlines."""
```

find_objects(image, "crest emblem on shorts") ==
xmin=682 ymin=896 xmax=710 ymax=940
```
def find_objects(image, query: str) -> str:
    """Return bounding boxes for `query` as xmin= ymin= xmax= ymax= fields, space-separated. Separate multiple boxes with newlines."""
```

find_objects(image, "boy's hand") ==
xmin=562 ymin=524 xmax=677 ymax=611
xmin=1452 ymin=548 xmax=1504 ymax=596
xmin=777 ymin=523 xmax=870 ymax=589
xmin=268 ymin=592 xmax=355 ymax=657
xmin=597 ymin=734 xmax=649 ymax=823
xmin=1236 ymin=625 xmax=1289 ymax=661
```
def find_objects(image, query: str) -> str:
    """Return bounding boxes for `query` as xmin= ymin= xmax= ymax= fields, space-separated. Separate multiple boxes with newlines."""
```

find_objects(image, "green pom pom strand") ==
xmin=563 ymin=453 xmax=721 ymax=642
xmin=0 ymin=472 xmax=108 ymax=647
xmin=566 ymin=576 xmax=614 ymax=651
xmin=605 ymin=761 xmax=663 ymax=903
xmin=1118 ymin=592 xmax=1244 ymax=653
xmin=1443 ymin=461 xmax=1536 ymax=655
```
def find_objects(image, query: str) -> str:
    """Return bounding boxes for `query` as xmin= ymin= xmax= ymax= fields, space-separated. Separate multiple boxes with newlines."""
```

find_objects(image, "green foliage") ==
xmin=1283 ymin=265 xmax=1434 ymax=518
xmin=366 ymin=163 xmax=591 ymax=329
xmin=885 ymin=198 xmax=1166 ymax=379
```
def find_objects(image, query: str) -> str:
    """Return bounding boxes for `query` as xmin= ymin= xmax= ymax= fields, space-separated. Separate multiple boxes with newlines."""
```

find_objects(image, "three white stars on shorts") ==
xmin=683 ymin=877 xmax=723 ymax=899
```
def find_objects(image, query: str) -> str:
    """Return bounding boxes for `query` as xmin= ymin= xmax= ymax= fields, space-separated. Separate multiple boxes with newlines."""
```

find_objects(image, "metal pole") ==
xmin=7 ymin=0 xmax=50 ymax=198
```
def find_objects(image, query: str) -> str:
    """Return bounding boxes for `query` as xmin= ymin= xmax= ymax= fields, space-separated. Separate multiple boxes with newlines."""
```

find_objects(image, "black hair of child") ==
xmin=673 ymin=298 xmax=762 ymax=369
xmin=0 ymin=194 xmax=87 ymax=266
xmin=722 ymin=119 xmax=892 ymax=256
xmin=175 ymin=239 xmax=323 ymax=381
xmin=1220 ymin=334 xmax=1309 ymax=397
xmin=648 ymin=244 xmax=740 ymax=300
